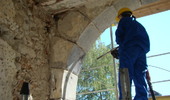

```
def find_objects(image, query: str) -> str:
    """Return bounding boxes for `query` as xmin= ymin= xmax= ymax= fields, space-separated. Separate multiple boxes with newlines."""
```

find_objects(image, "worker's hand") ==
xmin=146 ymin=70 xmax=151 ymax=81
xmin=111 ymin=47 xmax=119 ymax=59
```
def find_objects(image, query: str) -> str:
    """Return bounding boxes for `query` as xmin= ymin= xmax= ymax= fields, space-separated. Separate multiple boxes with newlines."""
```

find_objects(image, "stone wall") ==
xmin=0 ymin=0 xmax=162 ymax=99
xmin=0 ymin=0 xmax=51 ymax=99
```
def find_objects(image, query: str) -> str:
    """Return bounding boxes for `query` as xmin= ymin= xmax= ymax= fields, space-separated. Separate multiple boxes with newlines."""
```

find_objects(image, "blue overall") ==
xmin=116 ymin=17 xmax=150 ymax=100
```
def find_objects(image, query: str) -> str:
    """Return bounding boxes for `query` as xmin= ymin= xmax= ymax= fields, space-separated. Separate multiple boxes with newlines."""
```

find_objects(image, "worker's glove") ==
xmin=111 ymin=47 xmax=119 ymax=59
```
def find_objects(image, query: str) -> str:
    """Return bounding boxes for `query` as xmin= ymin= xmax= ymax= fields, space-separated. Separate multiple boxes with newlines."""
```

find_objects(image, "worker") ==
xmin=111 ymin=8 xmax=150 ymax=100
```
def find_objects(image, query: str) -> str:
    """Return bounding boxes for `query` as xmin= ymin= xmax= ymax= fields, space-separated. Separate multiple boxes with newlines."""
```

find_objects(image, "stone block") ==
xmin=93 ymin=5 xmax=117 ymax=32
xmin=50 ymin=68 xmax=78 ymax=100
xmin=77 ymin=23 xmax=100 ymax=52
xmin=42 ymin=0 xmax=86 ymax=11
xmin=58 ymin=11 xmax=89 ymax=42
xmin=113 ymin=0 xmax=141 ymax=11
xmin=62 ymin=70 xmax=78 ymax=100
xmin=50 ymin=69 xmax=64 ymax=99
xmin=50 ymin=37 xmax=73 ymax=68
xmin=67 ymin=45 xmax=85 ymax=74
xmin=140 ymin=0 xmax=159 ymax=5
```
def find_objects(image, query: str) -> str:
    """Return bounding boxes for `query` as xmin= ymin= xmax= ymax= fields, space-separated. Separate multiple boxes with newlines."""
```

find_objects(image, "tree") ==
xmin=76 ymin=38 xmax=117 ymax=100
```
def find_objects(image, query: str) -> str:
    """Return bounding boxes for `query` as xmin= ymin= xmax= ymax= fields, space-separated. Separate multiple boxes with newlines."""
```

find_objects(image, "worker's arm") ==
xmin=115 ymin=18 xmax=129 ymax=45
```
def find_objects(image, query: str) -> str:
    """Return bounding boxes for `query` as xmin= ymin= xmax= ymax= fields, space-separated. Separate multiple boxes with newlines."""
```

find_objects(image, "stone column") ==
xmin=49 ymin=35 xmax=84 ymax=100
xmin=50 ymin=68 xmax=78 ymax=100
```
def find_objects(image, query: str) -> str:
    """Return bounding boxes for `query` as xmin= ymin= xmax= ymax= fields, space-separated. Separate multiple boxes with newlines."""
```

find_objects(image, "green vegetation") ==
xmin=76 ymin=39 xmax=117 ymax=100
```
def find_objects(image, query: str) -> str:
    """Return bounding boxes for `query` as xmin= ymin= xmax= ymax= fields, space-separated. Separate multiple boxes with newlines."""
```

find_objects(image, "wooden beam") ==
xmin=133 ymin=0 xmax=170 ymax=18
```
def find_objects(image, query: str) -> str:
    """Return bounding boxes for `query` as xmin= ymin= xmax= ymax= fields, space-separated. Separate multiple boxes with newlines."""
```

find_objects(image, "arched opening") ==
xmin=76 ymin=9 xmax=170 ymax=100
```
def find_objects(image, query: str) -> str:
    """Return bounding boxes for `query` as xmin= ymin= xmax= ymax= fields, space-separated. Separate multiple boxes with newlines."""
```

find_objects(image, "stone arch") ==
xmin=49 ymin=0 xmax=153 ymax=99
xmin=66 ymin=0 xmax=142 ymax=75
xmin=0 ymin=0 xmax=169 ymax=99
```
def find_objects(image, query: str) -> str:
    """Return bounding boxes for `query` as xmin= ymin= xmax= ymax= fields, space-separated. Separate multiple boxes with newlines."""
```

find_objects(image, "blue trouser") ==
xmin=118 ymin=46 xmax=148 ymax=100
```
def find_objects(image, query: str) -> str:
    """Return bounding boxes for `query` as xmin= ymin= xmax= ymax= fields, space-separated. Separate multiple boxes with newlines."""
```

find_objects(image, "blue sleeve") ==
xmin=115 ymin=18 xmax=127 ymax=45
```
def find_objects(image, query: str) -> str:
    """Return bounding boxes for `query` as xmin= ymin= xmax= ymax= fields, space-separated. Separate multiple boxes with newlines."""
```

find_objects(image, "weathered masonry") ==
xmin=0 ymin=0 xmax=169 ymax=100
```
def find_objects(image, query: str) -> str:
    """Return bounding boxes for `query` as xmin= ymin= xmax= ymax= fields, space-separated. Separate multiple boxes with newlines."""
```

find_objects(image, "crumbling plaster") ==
xmin=0 ymin=0 xmax=51 ymax=99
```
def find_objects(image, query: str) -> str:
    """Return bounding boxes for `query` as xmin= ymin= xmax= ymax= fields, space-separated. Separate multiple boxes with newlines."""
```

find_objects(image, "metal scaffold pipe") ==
xmin=110 ymin=26 xmax=118 ymax=100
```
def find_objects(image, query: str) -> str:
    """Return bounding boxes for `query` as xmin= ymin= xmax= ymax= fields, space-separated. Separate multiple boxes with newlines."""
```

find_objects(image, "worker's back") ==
xmin=115 ymin=17 xmax=150 ymax=53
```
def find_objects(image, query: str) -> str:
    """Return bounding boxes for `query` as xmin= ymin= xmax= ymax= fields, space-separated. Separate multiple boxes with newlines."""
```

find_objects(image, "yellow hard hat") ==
xmin=115 ymin=8 xmax=132 ymax=22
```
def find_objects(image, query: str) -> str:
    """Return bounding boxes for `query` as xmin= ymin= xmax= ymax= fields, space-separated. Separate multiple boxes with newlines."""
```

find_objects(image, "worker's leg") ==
xmin=133 ymin=71 xmax=148 ymax=100
xmin=133 ymin=50 xmax=148 ymax=100
xmin=118 ymin=46 xmax=148 ymax=100
xmin=118 ymin=73 xmax=123 ymax=100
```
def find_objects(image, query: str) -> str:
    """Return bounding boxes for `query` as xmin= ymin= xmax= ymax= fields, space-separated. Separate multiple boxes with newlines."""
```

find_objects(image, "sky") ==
xmin=100 ymin=10 xmax=170 ymax=96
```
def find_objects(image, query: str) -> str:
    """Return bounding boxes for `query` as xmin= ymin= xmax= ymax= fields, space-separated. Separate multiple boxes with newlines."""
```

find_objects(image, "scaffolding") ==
xmin=77 ymin=26 xmax=170 ymax=99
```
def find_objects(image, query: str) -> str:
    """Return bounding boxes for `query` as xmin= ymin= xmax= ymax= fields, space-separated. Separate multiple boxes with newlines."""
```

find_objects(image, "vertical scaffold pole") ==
xmin=110 ymin=26 xmax=118 ymax=100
